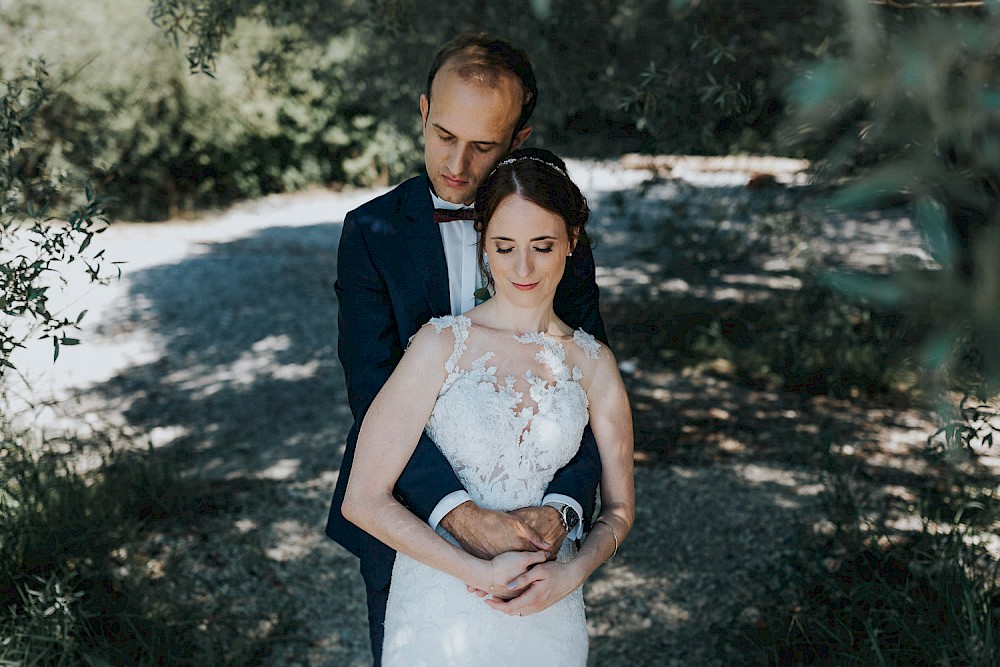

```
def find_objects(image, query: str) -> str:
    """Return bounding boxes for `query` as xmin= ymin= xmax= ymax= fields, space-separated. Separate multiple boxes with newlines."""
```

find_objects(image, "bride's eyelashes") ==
xmin=493 ymin=245 xmax=555 ymax=254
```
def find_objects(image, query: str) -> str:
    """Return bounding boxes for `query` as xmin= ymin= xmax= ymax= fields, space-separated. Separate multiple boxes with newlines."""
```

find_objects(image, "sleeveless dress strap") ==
xmin=572 ymin=330 xmax=601 ymax=360
xmin=428 ymin=315 xmax=471 ymax=375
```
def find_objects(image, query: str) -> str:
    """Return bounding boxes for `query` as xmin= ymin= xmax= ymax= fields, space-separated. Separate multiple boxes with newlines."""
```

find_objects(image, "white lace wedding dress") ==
xmin=381 ymin=315 xmax=600 ymax=667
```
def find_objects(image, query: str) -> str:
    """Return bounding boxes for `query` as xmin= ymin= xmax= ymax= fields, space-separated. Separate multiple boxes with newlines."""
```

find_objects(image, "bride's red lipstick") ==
xmin=512 ymin=281 xmax=538 ymax=291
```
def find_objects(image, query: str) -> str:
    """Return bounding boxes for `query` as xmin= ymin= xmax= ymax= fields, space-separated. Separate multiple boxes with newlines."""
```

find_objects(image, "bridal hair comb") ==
xmin=492 ymin=155 xmax=568 ymax=178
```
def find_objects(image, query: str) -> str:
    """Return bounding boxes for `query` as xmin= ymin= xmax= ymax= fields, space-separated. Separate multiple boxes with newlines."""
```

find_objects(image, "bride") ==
xmin=343 ymin=148 xmax=634 ymax=665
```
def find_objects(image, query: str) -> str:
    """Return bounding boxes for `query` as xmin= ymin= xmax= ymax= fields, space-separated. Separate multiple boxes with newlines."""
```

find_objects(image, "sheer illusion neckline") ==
xmin=462 ymin=317 xmax=576 ymax=343
xmin=439 ymin=316 xmax=590 ymax=447
xmin=436 ymin=315 xmax=600 ymax=381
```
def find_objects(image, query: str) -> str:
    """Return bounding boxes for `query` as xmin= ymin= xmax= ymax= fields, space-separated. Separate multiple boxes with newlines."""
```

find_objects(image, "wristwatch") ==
xmin=545 ymin=502 xmax=580 ymax=533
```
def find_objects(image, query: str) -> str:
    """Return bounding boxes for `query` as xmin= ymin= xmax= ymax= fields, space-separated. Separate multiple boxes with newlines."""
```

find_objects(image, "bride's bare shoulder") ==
xmin=572 ymin=334 xmax=624 ymax=387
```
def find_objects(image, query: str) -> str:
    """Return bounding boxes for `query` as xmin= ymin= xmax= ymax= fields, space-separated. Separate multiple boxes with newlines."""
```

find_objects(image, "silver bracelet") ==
xmin=594 ymin=517 xmax=619 ymax=559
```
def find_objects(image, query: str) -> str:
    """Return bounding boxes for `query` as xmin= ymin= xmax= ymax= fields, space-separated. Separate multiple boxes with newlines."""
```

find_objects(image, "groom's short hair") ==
xmin=425 ymin=32 xmax=538 ymax=136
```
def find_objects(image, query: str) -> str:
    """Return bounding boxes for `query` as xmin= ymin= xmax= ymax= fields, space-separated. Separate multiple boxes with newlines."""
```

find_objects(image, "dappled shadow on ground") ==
xmin=41 ymin=174 xmax=998 ymax=664
xmin=62 ymin=188 xmax=866 ymax=663
xmin=92 ymin=223 xmax=349 ymax=480
xmin=589 ymin=308 xmax=954 ymax=662
xmin=584 ymin=463 xmax=822 ymax=665
xmin=62 ymin=220 xmax=372 ymax=664
xmin=583 ymin=176 xmax=1000 ymax=662
xmin=586 ymin=174 xmax=997 ymax=479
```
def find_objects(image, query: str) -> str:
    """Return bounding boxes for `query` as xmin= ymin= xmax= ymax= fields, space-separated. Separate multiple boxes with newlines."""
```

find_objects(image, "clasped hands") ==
xmin=439 ymin=501 xmax=578 ymax=617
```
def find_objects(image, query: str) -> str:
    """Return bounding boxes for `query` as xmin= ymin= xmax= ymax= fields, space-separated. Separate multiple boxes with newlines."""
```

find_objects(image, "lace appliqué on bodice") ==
xmin=425 ymin=315 xmax=597 ymax=512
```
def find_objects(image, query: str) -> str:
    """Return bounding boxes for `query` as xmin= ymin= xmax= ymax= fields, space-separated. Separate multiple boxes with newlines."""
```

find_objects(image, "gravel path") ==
xmin=6 ymin=160 xmax=940 ymax=665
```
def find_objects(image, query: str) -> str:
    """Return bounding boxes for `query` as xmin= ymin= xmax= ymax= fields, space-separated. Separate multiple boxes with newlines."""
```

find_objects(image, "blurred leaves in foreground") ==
xmin=786 ymin=0 xmax=1000 ymax=393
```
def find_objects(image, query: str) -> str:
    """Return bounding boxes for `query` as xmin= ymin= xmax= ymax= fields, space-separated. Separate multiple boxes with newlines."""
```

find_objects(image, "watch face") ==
xmin=563 ymin=507 xmax=580 ymax=530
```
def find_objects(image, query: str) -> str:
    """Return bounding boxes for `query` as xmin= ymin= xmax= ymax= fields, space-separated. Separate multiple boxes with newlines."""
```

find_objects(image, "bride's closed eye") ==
xmin=493 ymin=246 xmax=555 ymax=254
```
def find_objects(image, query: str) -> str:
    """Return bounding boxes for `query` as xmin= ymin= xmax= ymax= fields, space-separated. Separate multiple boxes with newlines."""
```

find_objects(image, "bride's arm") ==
xmin=486 ymin=344 xmax=635 ymax=616
xmin=342 ymin=325 xmax=548 ymax=592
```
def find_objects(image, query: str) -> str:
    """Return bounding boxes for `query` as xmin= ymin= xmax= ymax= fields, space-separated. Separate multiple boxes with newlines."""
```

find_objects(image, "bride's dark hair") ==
xmin=474 ymin=147 xmax=590 ymax=289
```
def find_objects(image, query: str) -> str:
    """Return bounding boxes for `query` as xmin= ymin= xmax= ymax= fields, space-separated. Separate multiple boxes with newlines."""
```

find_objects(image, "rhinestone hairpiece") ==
xmin=493 ymin=156 xmax=568 ymax=178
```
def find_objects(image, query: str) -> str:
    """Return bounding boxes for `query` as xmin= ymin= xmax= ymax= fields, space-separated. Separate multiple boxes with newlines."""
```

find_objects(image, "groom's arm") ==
xmin=337 ymin=208 xmax=465 ymax=522
xmin=542 ymin=427 xmax=601 ymax=527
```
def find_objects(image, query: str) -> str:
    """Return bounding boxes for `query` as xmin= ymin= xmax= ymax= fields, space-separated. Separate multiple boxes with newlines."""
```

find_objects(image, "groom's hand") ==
xmin=440 ymin=501 xmax=550 ymax=560
xmin=510 ymin=507 xmax=567 ymax=561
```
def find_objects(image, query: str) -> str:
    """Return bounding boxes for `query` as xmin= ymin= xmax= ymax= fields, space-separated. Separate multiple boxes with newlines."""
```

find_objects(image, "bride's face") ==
xmin=484 ymin=195 xmax=575 ymax=308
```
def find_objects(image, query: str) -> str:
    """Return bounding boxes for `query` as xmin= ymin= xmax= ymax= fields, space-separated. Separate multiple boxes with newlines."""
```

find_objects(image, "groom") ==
xmin=326 ymin=32 xmax=606 ymax=664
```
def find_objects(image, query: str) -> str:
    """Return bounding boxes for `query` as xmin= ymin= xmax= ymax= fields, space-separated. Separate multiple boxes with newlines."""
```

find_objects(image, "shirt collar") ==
xmin=430 ymin=189 xmax=474 ymax=212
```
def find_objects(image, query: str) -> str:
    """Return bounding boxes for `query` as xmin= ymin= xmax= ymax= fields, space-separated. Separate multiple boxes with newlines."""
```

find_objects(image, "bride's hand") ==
xmin=483 ymin=561 xmax=584 ymax=616
xmin=473 ymin=550 xmax=548 ymax=597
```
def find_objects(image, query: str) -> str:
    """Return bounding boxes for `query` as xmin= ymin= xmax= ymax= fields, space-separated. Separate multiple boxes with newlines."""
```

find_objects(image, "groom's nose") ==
xmin=447 ymin=144 xmax=472 ymax=177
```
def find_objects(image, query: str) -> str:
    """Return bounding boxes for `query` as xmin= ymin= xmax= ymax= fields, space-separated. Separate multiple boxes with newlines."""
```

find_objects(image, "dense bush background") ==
xmin=1 ymin=0 xmax=841 ymax=220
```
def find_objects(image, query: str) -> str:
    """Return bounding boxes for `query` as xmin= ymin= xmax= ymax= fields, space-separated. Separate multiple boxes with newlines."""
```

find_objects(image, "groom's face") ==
xmin=420 ymin=67 xmax=532 ymax=205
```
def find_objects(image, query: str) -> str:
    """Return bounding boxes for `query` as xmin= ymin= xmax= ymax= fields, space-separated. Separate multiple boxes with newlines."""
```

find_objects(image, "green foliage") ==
xmin=1 ymin=0 xmax=418 ymax=221
xmin=147 ymin=0 xmax=845 ymax=159
xmin=0 ymin=0 xmax=852 ymax=220
xmin=931 ymin=394 xmax=1000 ymax=454
xmin=0 ymin=419 xmax=192 ymax=665
xmin=785 ymin=0 xmax=1000 ymax=387
xmin=732 ymin=450 xmax=1000 ymax=665
xmin=722 ymin=1 xmax=1000 ymax=647
xmin=0 ymin=61 xmax=113 ymax=376
xmin=766 ymin=24 xmax=1000 ymax=663
xmin=737 ymin=531 xmax=1000 ymax=664
xmin=150 ymin=0 xmax=371 ymax=75
xmin=614 ymin=1 xmax=842 ymax=155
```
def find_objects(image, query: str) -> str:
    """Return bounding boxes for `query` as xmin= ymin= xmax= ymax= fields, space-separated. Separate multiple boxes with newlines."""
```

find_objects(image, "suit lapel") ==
xmin=402 ymin=174 xmax=451 ymax=318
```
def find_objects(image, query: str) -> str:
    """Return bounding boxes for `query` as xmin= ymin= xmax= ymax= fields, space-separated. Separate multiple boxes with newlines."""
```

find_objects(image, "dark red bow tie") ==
xmin=433 ymin=208 xmax=475 ymax=223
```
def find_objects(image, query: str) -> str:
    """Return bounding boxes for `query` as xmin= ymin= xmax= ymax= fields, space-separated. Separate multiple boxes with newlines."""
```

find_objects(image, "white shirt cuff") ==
xmin=428 ymin=490 xmax=472 ymax=533
xmin=542 ymin=493 xmax=585 ymax=541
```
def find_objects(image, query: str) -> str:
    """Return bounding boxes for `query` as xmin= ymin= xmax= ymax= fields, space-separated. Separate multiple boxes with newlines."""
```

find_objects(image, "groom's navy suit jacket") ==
xmin=326 ymin=172 xmax=606 ymax=597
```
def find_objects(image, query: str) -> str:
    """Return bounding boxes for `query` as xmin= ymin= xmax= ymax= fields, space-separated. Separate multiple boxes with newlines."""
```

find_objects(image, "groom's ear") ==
xmin=419 ymin=94 xmax=430 ymax=126
xmin=510 ymin=125 xmax=532 ymax=151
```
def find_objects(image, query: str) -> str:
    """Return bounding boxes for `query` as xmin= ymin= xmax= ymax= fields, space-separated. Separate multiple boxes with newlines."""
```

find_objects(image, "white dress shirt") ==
xmin=431 ymin=191 xmax=480 ymax=316
xmin=426 ymin=190 xmax=585 ymax=540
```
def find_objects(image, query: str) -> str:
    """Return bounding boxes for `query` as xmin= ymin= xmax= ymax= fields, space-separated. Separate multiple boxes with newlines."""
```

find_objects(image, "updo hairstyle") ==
xmin=474 ymin=147 xmax=590 ymax=288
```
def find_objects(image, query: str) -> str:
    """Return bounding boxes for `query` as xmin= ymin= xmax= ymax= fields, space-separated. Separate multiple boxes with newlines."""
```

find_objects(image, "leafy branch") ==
xmin=1 ymin=62 xmax=115 ymax=375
